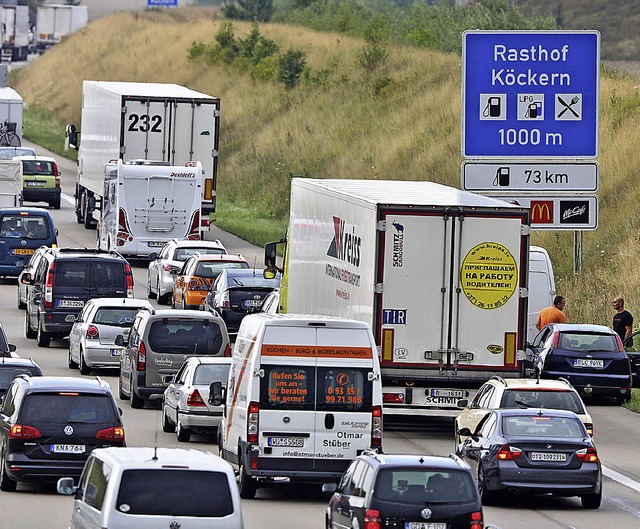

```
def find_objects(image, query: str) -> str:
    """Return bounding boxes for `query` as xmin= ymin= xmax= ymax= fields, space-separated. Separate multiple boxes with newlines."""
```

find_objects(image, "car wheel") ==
xmin=24 ymin=311 xmax=36 ymax=339
xmin=129 ymin=377 xmax=144 ymax=409
xmin=217 ymin=430 xmax=224 ymax=456
xmin=238 ymin=456 xmax=257 ymax=499
xmin=79 ymin=349 xmax=91 ymax=375
xmin=147 ymin=277 xmax=156 ymax=299
xmin=161 ymin=404 xmax=174 ymax=433
xmin=581 ymin=489 xmax=602 ymax=509
xmin=51 ymin=196 xmax=61 ymax=210
xmin=36 ymin=319 xmax=51 ymax=348
xmin=176 ymin=418 xmax=191 ymax=442
xmin=118 ymin=375 xmax=129 ymax=401
xmin=477 ymin=465 xmax=496 ymax=506
xmin=0 ymin=451 xmax=17 ymax=492
xmin=68 ymin=347 xmax=78 ymax=369
xmin=17 ymin=289 xmax=25 ymax=310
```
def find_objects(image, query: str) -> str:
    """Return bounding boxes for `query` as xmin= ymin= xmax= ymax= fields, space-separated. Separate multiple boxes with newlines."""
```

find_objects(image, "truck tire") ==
xmin=75 ymin=187 xmax=83 ymax=224
xmin=82 ymin=193 xmax=94 ymax=229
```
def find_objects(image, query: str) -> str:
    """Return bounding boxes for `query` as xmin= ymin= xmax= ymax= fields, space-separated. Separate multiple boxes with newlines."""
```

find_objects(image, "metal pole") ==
xmin=573 ymin=230 xmax=583 ymax=273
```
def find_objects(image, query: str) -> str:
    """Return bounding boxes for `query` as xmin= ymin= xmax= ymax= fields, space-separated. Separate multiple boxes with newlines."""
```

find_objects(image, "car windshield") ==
xmin=19 ymin=394 xmax=117 ymax=424
xmin=174 ymin=247 xmax=225 ymax=261
xmin=502 ymin=389 xmax=584 ymax=413
xmin=374 ymin=469 xmax=477 ymax=504
xmin=148 ymin=319 xmax=223 ymax=354
xmin=116 ymin=469 xmax=233 ymax=517
xmin=93 ymin=307 xmax=142 ymax=327
xmin=0 ymin=214 xmax=50 ymax=240
xmin=193 ymin=363 xmax=231 ymax=385
xmin=0 ymin=366 xmax=40 ymax=391
xmin=503 ymin=415 xmax=586 ymax=437
xmin=558 ymin=332 xmax=618 ymax=353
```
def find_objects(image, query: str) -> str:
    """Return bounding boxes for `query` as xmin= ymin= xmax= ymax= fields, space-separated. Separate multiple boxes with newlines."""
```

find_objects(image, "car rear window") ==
xmin=194 ymin=261 xmax=249 ymax=278
xmin=55 ymin=261 xmax=126 ymax=288
xmin=20 ymin=394 xmax=118 ymax=424
xmin=94 ymin=307 xmax=141 ymax=327
xmin=0 ymin=367 xmax=41 ymax=391
xmin=116 ymin=469 xmax=233 ymax=517
xmin=374 ymin=469 xmax=477 ymax=504
xmin=225 ymin=273 xmax=280 ymax=288
xmin=501 ymin=389 xmax=585 ymax=414
xmin=559 ymin=332 xmax=618 ymax=353
xmin=174 ymin=247 xmax=225 ymax=261
xmin=22 ymin=160 xmax=55 ymax=176
xmin=193 ymin=363 xmax=231 ymax=385
xmin=0 ymin=214 xmax=50 ymax=240
xmin=502 ymin=415 xmax=586 ymax=437
xmin=148 ymin=319 xmax=224 ymax=354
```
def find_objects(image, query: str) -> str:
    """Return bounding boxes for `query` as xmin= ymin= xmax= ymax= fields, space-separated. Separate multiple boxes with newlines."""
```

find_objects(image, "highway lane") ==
xmin=1 ymin=142 xmax=640 ymax=527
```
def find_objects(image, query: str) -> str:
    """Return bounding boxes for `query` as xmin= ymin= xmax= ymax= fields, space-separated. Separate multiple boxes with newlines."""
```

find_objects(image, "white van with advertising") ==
xmin=216 ymin=313 xmax=383 ymax=499
xmin=527 ymin=245 xmax=556 ymax=344
xmin=97 ymin=159 xmax=204 ymax=258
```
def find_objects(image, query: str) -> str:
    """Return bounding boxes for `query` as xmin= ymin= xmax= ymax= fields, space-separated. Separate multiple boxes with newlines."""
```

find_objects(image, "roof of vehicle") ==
xmin=44 ymin=247 xmax=128 ymax=261
xmin=14 ymin=155 xmax=57 ymax=162
xmin=0 ymin=207 xmax=53 ymax=216
xmin=547 ymin=323 xmax=615 ymax=334
xmin=138 ymin=309 xmax=224 ymax=320
xmin=89 ymin=446 xmax=232 ymax=472
xmin=359 ymin=452 xmax=470 ymax=472
xmin=0 ymin=357 xmax=41 ymax=369
xmin=185 ymin=356 xmax=232 ymax=366
xmin=244 ymin=313 xmax=374 ymax=329
xmin=492 ymin=408 xmax=580 ymax=419
xmin=86 ymin=298 xmax=153 ymax=309
xmin=167 ymin=239 xmax=226 ymax=250
xmin=220 ymin=268 xmax=279 ymax=278
xmin=489 ymin=377 xmax=577 ymax=391
xmin=187 ymin=253 xmax=247 ymax=263
xmin=15 ymin=375 xmax=112 ymax=393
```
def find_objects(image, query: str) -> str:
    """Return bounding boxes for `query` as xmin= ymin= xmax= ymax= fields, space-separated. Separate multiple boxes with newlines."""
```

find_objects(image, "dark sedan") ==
xmin=456 ymin=408 xmax=602 ymax=509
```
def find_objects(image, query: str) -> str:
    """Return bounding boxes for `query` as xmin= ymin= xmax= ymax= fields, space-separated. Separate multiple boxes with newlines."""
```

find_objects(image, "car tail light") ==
xmin=220 ymin=291 xmax=230 ymax=309
xmin=9 ymin=424 xmax=41 ymax=439
xmin=86 ymin=325 xmax=99 ymax=339
xmin=187 ymin=389 xmax=206 ymax=407
xmin=163 ymin=264 xmax=179 ymax=272
xmin=224 ymin=343 xmax=231 ymax=357
xmin=247 ymin=401 xmax=259 ymax=443
xmin=585 ymin=422 xmax=594 ymax=436
xmin=137 ymin=341 xmax=146 ymax=371
xmin=383 ymin=392 xmax=404 ymax=403
xmin=615 ymin=335 xmax=625 ymax=352
xmin=364 ymin=509 xmax=381 ymax=529
xmin=44 ymin=262 xmax=55 ymax=308
xmin=96 ymin=426 xmax=125 ymax=443
xmin=188 ymin=278 xmax=200 ymax=290
xmin=55 ymin=176 xmax=61 ymax=188
xmin=576 ymin=447 xmax=598 ymax=463
xmin=470 ymin=511 xmax=483 ymax=529
xmin=187 ymin=211 xmax=201 ymax=240
xmin=497 ymin=444 xmax=522 ymax=460
xmin=125 ymin=264 xmax=134 ymax=298
xmin=551 ymin=331 xmax=560 ymax=348
xmin=371 ymin=405 xmax=382 ymax=448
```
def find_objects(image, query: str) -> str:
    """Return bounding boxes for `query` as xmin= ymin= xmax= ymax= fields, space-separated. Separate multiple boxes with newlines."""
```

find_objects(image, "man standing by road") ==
xmin=536 ymin=295 xmax=567 ymax=330
xmin=612 ymin=296 xmax=633 ymax=346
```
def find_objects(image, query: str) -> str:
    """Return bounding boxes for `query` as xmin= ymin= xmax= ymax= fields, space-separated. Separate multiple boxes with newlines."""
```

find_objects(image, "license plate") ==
xmin=531 ymin=452 xmax=567 ymax=462
xmin=57 ymin=300 xmax=85 ymax=308
xmin=11 ymin=249 xmax=34 ymax=255
xmin=574 ymin=359 xmax=604 ymax=368
xmin=111 ymin=348 xmax=121 ymax=356
xmin=25 ymin=181 xmax=46 ymax=187
xmin=405 ymin=523 xmax=446 ymax=529
xmin=243 ymin=299 xmax=263 ymax=308
xmin=428 ymin=388 xmax=465 ymax=398
xmin=268 ymin=437 xmax=304 ymax=448
xmin=51 ymin=444 xmax=86 ymax=454
xmin=147 ymin=241 xmax=165 ymax=247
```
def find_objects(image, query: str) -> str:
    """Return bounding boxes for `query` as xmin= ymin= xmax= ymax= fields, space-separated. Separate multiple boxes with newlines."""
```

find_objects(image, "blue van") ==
xmin=0 ymin=207 xmax=57 ymax=277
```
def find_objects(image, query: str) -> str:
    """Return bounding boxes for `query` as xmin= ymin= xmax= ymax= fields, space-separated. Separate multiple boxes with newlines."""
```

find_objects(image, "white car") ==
xmin=68 ymin=297 xmax=153 ymax=375
xmin=147 ymin=238 xmax=227 ymax=304
xmin=161 ymin=356 xmax=231 ymax=442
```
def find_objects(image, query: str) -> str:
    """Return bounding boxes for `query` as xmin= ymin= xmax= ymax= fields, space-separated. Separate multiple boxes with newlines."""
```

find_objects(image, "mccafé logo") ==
xmin=530 ymin=201 xmax=553 ymax=224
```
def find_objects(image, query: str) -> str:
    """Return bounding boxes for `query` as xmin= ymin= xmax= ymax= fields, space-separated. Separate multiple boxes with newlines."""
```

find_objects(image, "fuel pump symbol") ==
xmin=493 ymin=167 xmax=510 ymax=187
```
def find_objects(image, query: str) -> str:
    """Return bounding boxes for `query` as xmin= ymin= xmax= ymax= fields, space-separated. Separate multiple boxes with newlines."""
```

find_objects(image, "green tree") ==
xmin=223 ymin=0 xmax=274 ymax=22
xmin=278 ymin=48 xmax=306 ymax=90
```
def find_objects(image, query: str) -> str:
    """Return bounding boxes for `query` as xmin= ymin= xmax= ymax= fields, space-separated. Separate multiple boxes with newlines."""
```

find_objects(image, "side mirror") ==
xmin=56 ymin=477 xmax=77 ymax=496
xmin=115 ymin=335 xmax=128 ymax=347
xmin=457 ymin=398 xmax=468 ymax=408
xmin=118 ymin=407 xmax=123 ymax=416
xmin=20 ymin=273 xmax=33 ymax=285
xmin=208 ymin=381 xmax=225 ymax=406
xmin=169 ymin=269 xmax=178 ymax=275
xmin=148 ymin=252 xmax=158 ymax=260
xmin=66 ymin=124 xmax=79 ymax=151
xmin=8 ymin=344 xmax=16 ymax=352
xmin=322 ymin=483 xmax=338 ymax=494
xmin=456 ymin=427 xmax=474 ymax=438
xmin=264 ymin=241 xmax=278 ymax=268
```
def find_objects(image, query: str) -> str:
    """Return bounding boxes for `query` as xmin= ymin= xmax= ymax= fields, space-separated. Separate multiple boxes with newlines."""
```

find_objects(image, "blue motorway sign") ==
xmin=463 ymin=31 xmax=600 ymax=159
xmin=148 ymin=0 xmax=178 ymax=7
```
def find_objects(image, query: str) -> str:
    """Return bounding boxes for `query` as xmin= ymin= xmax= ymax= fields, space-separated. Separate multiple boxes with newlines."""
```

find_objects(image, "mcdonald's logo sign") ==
xmin=530 ymin=201 xmax=554 ymax=224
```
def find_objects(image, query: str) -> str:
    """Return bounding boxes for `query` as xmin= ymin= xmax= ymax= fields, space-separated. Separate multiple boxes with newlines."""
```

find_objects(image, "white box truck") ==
xmin=35 ymin=4 xmax=89 ymax=53
xmin=0 ymin=87 xmax=23 ymax=144
xmin=264 ymin=178 xmax=531 ymax=418
xmin=97 ymin=160 xmax=204 ymax=258
xmin=0 ymin=159 xmax=22 ymax=207
xmin=0 ymin=5 xmax=30 ymax=62
xmin=69 ymin=81 xmax=220 ymax=230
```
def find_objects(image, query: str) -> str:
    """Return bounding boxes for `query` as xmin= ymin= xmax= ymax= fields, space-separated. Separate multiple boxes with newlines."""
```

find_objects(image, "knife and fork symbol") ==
xmin=557 ymin=95 xmax=580 ymax=118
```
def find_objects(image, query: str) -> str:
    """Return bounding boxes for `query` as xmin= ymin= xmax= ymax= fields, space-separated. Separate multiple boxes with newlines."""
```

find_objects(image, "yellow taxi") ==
xmin=171 ymin=253 xmax=249 ymax=310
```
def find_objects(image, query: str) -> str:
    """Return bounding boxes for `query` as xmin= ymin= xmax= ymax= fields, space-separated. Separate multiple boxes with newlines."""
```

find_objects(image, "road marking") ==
xmin=62 ymin=192 xmax=74 ymax=205
xmin=604 ymin=465 xmax=640 ymax=494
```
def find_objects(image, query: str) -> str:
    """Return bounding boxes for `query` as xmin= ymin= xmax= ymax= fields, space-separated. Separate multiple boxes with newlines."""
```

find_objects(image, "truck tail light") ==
xmin=117 ymin=208 xmax=133 ymax=247
xmin=364 ymin=509 xmax=381 ymax=529
xmin=9 ymin=424 xmax=42 ymax=440
xmin=86 ymin=325 xmax=99 ymax=339
xmin=187 ymin=211 xmax=201 ymax=240
xmin=44 ymin=262 xmax=55 ymax=308
xmin=187 ymin=389 xmax=206 ymax=407
xmin=371 ymin=405 xmax=382 ymax=448
xmin=497 ymin=444 xmax=522 ymax=460
xmin=96 ymin=426 xmax=125 ymax=443
xmin=125 ymin=263 xmax=134 ymax=297
xmin=137 ymin=341 xmax=146 ymax=371
xmin=247 ymin=401 xmax=259 ymax=443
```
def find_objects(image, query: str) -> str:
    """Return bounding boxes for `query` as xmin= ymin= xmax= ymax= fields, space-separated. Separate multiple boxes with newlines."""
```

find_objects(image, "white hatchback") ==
xmin=58 ymin=446 xmax=244 ymax=529
xmin=68 ymin=298 xmax=153 ymax=375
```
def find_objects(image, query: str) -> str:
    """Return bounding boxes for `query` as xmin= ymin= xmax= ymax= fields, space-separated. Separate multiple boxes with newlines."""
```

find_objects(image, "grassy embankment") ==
xmin=11 ymin=8 xmax=640 ymax=333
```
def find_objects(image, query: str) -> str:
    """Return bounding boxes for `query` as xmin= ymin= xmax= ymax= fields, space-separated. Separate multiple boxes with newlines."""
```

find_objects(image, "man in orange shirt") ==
xmin=536 ymin=295 xmax=567 ymax=330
